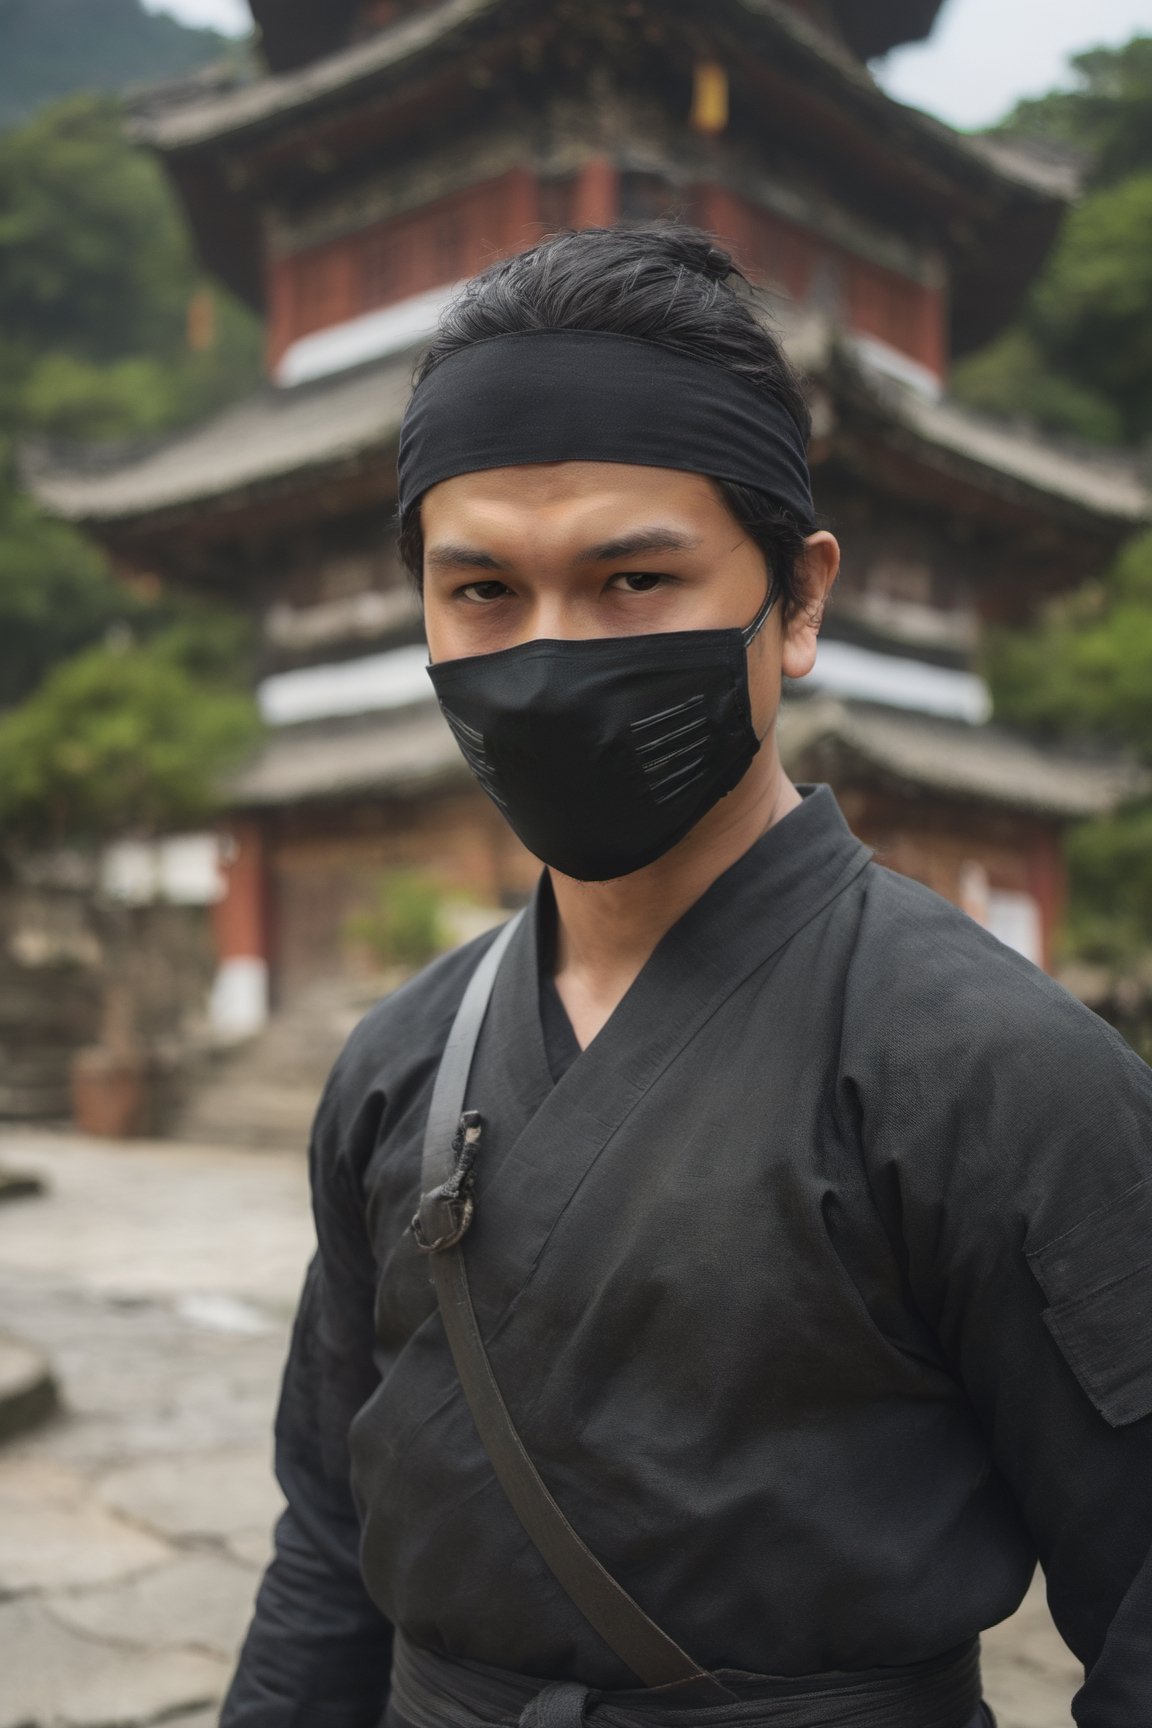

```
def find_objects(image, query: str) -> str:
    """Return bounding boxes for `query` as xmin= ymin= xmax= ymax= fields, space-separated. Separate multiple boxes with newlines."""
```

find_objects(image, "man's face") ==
xmin=421 ymin=462 xmax=835 ymax=736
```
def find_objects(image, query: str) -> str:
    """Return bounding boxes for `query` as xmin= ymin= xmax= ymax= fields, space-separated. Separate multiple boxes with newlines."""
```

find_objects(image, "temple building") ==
xmin=31 ymin=0 xmax=1150 ymax=1030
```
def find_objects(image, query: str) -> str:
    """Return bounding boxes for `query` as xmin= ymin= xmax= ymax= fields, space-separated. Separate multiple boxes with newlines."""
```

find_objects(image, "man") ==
xmin=221 ymin=226 xmax=1152 ymax=1728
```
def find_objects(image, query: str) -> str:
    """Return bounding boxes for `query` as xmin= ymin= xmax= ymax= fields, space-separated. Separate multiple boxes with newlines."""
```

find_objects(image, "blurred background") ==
xmin=1 ymin=0 xmax=1151 ymax=1722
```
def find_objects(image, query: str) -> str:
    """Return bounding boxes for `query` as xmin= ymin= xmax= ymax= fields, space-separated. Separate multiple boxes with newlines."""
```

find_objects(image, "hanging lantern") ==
xmin=691 ymin=61 xmax=729 ymax=135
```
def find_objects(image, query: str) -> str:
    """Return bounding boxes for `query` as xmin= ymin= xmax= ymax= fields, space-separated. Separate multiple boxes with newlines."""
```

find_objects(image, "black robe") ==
xmin=221 ymin=787 xmax=1152 ymax=1727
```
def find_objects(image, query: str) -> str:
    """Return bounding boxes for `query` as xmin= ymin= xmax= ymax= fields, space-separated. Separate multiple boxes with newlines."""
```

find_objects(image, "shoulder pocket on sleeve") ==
xmin=1025 ymin=1177 xmax=1152 ymax=1428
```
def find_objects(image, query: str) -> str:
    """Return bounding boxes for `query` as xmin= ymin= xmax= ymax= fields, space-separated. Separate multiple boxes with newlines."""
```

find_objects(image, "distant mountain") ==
xmin=0 ymin=0 xmax=246 ymax=131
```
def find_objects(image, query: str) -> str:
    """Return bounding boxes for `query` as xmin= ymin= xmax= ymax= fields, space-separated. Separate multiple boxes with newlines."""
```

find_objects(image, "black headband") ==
xmin=397 ymin=330 xmax=815 ymax=528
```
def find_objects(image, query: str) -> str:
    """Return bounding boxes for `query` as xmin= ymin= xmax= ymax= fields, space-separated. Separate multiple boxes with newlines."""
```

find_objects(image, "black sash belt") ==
xmin=390 ymin=1630 xmax=983 ymax=1728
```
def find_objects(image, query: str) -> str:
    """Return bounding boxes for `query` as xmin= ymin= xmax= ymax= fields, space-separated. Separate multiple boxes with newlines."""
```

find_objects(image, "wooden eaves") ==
xmin=130 ymin=0 xmax=1068 ymax=353
xmin=246 ymin=0 xmax=948 ymax=75
xmin=25 ymin=338 xmax=1149 ymax=561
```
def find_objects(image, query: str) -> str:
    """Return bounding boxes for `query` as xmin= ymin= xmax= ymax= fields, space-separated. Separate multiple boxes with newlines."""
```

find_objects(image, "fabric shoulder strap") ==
xmin=413 ymin=913 xmax=724 ymax=1695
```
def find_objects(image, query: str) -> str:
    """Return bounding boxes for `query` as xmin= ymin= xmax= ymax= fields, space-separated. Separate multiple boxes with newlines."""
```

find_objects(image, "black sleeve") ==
xmin=849 ymin=891 xmax=1152 ymax=1727
xmin=220 ymin=1057 xmax=394 ymax=1728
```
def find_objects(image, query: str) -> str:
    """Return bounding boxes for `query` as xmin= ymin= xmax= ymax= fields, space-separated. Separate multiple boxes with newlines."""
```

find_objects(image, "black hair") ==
xmin=398 ymin=224 xmax=814 ymax=614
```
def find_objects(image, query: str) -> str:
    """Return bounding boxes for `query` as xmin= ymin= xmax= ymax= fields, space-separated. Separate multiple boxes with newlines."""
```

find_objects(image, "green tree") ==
xmin=345 ymin=874 xmax=450 ymax=971
xmin=0 ymin=483 xmax=141 ymax=709
xmin=1063 ymin=808 xmax=1152 ymax=966
xmin=988 ymin=533 xmax=1152 ymax=746
xmin=946 ymin=328 xmax=1122 ymax=446
xmin=963 ymin=36 xmax=1152 ymax=969
xmin=0 ymin=632 xmax=260 ymax=852
xmin=0 ymin=95 xmax=193 ymax=362
xmin=991 ymin=37 xmax=1152 ymax=187
xmin=954 ymin=37 xmax=1152 ymax=444
xmin=0 ymin=95 xmax=262 ymax=438
xmin=986 ymin=534 xmax=1152 ymax=965
xmin=0 ymin=448 xmax=259 ymax=712
xmin=1030 ymin=172 xmax=1152 ymax=442
xmin=0 ymin=0 xmax=247 ymax=133
xmin=0 ymin=55 xmax=268 ymax=861
xmin=0 ymin=93 xmax=264 ymax=742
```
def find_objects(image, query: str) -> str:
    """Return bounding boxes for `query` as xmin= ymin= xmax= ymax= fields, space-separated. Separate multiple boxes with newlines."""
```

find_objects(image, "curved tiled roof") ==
xmin=245 ymin=0 xmax=946 ymax=74
xmin=24 ymin=350 xmax=414 ymax=527
xmin=133 ymin=0 xmax=506 ymax=151
xmin=779 ymin=698 xmax=1150 ymax=820
xmin=226 ymin=702 xmax=468 ymax=807
xmin=26 ymin=336 xmax=1150 ymax=535
xmin=220 ymin=690 xmax=1148 ymax=819
xmin=130 ymin=0 xmax=1069 ymax=350
xmin=133 ymin=0 xmax=1050 ymax=208
xmin=828 ymin=0 xmax=944 ymax=59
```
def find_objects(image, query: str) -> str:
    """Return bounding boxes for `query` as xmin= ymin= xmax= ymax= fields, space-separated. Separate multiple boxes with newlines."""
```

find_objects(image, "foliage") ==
xmin=986 ymin=534 xmax=1152 ymax=964
xmin=987 ymin=533 xmax=1152 ymax=746
xmin=1062 ymin=806 xmax=1152 ymax=968
xmin=345 ymin=874 xmax=450 ymax=971
xmin=948 ymin=329 xmax=1122 ymax=447
xmin=974 ymin=43 xmax=1152 ymax=960
xmin=20 ymin=354 xmax=191 ymax=443
xmin=1029 ymin=171 xmax=1152 ymax=443
xmin=0 ymin=95 xmax=263 ymax=439
xmin=0 ymin=93 xmax=195 ymax=360
xmin=954 ymin=37 xmax=1152 ymax=445
xmin=0 ymin=88 xmax=265 ymax=847
xmin=0 ymin=632 xmax=260 ymax=850
xmin=991 ymin=37 xmax=1152 ymax=188
xmin=0 ymin=482 xmax=135 ymax=708
xmin=0 ymin=453 xmax=260 ymax=711
xmin=0 ymin=0 xmax=247 ymax=133
xmin=964 ymin=38 xmax=1152 ymax=967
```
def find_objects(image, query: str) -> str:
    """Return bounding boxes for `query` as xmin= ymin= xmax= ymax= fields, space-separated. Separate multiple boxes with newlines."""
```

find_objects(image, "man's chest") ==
xmin=361 ymin=997 xmax=950 ymax=1433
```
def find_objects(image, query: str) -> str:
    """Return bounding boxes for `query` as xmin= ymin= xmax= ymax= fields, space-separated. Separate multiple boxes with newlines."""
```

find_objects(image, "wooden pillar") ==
xmin=209 ymin=818 xmax=272 ymax=1037
xmin=265 ymin=253 xmax=294 ymax=375
xmin=1028 ymin=823 xmax=1068 ymax=975
xmin=330 ymin=234 xmax=361 ymax=327
xmin=504 ymin=167 xmax=542 ymax=252
xmin=922 ymin=278 xmax=948 ymax=385
xmin=571 ymin=157 xmax=619 ymax=230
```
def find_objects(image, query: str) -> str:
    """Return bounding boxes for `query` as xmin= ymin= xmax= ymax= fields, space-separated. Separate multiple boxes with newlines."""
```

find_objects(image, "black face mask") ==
xmin=427 ymin=587 xmax=778 ymax=881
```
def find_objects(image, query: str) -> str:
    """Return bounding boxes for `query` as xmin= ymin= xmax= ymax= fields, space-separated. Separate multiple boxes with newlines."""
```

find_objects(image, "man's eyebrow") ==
xmin=425 ymin=543 xmax=507 ymax=572
xmin=424 ymin=527 xmax=702 ymax=571
xmin=583 ymin=528 xmax=703 ymax=561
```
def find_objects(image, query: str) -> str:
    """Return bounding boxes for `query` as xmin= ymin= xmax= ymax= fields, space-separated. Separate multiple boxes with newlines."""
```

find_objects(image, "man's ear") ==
xmin=781 ymin=532 xmax=839 ymax=682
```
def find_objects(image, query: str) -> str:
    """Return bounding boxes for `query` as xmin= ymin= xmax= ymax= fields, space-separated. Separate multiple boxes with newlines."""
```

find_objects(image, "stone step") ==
xmin=0 ymin=1043 xmax=93 ymax=1121
xmin=166 ymin=984 xmax=388 ymax=1148
xmin=0 ymin=1079 xmax=72 ymax=1119
xmin=171 ymin=1081 xmax=321 ymax=1151
xmin=0 ymin=1333 xmax=58 ymax=1442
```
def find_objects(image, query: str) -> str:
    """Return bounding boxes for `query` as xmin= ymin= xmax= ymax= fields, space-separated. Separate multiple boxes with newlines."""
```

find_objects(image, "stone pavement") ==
xmin=0 ymin=1129 xmax=310 ymax=1728
xmin=0 ymin=1129 xmax=1080 ymax=1727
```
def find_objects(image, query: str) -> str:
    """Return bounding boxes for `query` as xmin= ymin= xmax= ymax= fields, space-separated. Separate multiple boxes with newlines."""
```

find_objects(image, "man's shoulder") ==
xmin=851 ymin=860 xmax=1124 ymax=1064
xmin=848 ymin=866 xmax=1152 ymax=1279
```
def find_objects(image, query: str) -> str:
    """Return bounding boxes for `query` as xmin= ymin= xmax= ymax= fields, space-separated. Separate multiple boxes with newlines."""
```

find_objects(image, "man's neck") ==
xmin=548 ymin=751 xmax=800 ymax=1047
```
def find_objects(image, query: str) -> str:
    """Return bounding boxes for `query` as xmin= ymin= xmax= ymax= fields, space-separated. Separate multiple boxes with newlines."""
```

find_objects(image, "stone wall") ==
xmin=0 ymin=875 xmax=215 ymax=1121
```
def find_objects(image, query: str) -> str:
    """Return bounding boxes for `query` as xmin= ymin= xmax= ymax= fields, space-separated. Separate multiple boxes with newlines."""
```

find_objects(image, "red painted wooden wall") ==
xmin=266 ymin=168 xmax=946 ymax=385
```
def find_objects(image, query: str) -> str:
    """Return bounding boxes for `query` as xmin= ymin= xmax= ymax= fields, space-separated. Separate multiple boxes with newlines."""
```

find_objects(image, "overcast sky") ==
xmin=876 ymin=0 xmax=1152 ymax=126
xmin=142 ymin=0 xmax=249 ymax=34
xmin=143 ymin=0 xmax=1152 ymax=129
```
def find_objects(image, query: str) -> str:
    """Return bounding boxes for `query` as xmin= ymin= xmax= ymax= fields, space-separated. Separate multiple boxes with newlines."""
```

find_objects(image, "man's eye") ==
xmin=459 ymin=580 xmax=513 ymax=603
xmin=612 ymin=572 xmax=667 ymax=593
